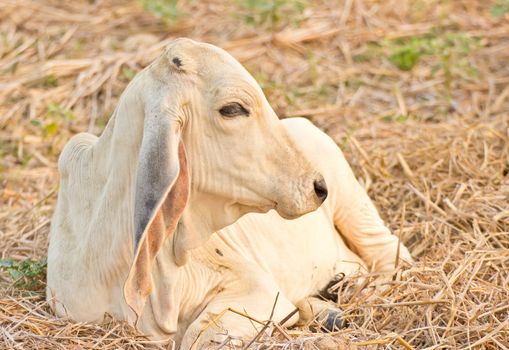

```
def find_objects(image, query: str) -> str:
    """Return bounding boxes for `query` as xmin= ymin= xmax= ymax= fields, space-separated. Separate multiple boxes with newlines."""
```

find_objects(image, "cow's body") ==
xmin=46 ymin=39 xmax=411 ymax=350
xmin=136 ymin=118 xmax=411 ymax=347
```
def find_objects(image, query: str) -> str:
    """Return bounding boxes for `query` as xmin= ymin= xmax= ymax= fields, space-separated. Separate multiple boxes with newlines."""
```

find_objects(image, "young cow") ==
xmin=47 ymin=38 xmax=411 ymax=349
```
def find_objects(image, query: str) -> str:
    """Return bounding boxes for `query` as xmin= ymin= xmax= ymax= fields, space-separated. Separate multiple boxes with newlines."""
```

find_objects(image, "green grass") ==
xmin=0 ymin=258 xmax=47 ymax=291
xmin=385 ymin=32 xmax=481 ymax=72
xmin=353 ymin=30 xmax=482 ymax=74
xmin=29 ymin=103 xmax=75 ymax=139
xmin=388 ymin=46 xmax=420 ymax=71
xmin=122 ymin=67 xmax=137 ymax=81
xmin=43 ymin=75 xmax=58 ymax=88
xmin=236 ymin=0 xmax=306 ymax=30
xmin=380 ymin=113 xmax=427 ymax=123
xmin=140 ymin=0 xmax=185 ymax=23
xmin=491 ymin=0 xmax=509 ymax=17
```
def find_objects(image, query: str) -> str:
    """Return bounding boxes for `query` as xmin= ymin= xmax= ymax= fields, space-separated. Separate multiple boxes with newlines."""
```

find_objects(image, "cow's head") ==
xmin=124 ymin=38 xmax=327 ymax=318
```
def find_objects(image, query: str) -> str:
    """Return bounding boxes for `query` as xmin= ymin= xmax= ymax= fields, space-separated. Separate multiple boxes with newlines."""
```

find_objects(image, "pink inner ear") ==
xmin=124 ymin=141 xmax=189 ymax=321
xmin=160 ymin=142 xmax=190 ymax=244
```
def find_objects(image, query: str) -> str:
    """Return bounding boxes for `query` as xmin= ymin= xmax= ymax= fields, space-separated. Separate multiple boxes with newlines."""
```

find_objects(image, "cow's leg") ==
xmin=295 ymin=296 xmax=345 ymax=332
xmin=180 ymin=286 xmax=298 ymax=350
xmin=296 ymin=274 xmax=348 ymax=333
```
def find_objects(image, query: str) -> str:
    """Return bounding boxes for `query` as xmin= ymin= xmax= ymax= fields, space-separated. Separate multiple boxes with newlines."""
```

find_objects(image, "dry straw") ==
xmin=1 ymin=0 xmax=508 ymax=349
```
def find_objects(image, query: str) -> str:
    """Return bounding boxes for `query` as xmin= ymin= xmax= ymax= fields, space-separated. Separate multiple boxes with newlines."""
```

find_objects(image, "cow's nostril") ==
xmin=313 ymin=179 xmax=328 ymax=203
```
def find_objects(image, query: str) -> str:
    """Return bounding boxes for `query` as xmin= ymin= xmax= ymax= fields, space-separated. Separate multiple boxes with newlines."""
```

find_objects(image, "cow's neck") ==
xmin=137 ymin=238 xmax=223 ymax=341
xmin=82 ymin=76 xmax=146 ymax=277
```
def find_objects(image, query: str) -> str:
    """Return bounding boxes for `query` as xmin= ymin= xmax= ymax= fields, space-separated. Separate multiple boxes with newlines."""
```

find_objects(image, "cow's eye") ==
xmin=219 ymin=102 xmax=250 ymax=117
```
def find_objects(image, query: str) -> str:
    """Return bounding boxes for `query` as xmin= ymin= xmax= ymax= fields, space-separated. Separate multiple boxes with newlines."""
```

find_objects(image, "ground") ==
xmin=0 ymin=0 xmax=508 ymax=349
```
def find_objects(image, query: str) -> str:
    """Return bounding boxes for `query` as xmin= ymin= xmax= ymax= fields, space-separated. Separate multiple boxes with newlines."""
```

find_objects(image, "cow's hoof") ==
xmin=320 ymin=308 xmax=345 ymax=332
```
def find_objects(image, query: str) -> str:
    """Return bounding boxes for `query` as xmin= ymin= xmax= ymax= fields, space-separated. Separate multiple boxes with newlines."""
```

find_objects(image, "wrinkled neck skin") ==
xmin=133 ymin=181 xmax=248 ymax=343
xmin=47 ymin=74 xmax=150 ymax=323
xmin=176 ymin=193 xmax=264 ymax=264
xmin=176 ymin=194 xmax=229 ymax=252
xmin=78 ymin=76 xmax=146 ymax=284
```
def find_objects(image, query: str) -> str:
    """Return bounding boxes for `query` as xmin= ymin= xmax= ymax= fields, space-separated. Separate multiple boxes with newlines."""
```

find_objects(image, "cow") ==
xmin=46 ymin=38 xmax=411 ymax=349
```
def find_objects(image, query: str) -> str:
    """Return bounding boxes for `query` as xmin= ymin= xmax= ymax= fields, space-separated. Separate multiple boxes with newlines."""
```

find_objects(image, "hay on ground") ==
xmin=0 ymin=0 xmax=508 ymax=348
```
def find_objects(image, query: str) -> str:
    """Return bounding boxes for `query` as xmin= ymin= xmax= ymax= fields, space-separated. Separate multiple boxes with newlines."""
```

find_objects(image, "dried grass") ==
xmin=1 ymin=0 xmax=508 ymax=349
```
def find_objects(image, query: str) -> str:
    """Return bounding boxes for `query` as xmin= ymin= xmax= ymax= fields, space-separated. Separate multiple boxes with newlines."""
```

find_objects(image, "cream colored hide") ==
xmin=170 ymin=118 xmax=412 ymax=349
xmin=47 ymin=37 xmax=325 ymax=330
xmin=47 ymin=38 xmax=411 ymax=349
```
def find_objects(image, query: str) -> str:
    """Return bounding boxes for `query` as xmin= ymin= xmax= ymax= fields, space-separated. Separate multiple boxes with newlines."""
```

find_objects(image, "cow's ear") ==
xmin=124 ymin=110 xmax=189 ymax=320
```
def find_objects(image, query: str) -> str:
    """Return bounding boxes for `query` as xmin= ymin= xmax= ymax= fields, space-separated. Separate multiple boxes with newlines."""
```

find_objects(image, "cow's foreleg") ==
xmin=295 ymin=296 xmax=345 ymax=332
xmin=180 ymin=283 xmax=298 ymax=349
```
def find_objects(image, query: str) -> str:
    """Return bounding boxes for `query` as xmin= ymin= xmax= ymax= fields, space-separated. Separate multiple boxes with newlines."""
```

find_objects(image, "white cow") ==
xmin=46 ymin=38 xmax=411 ymax=349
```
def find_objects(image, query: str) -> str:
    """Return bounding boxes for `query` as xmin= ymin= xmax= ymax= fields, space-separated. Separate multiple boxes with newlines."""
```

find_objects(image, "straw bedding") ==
xmin=1 ymin=0 xmax=508 ymax=348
